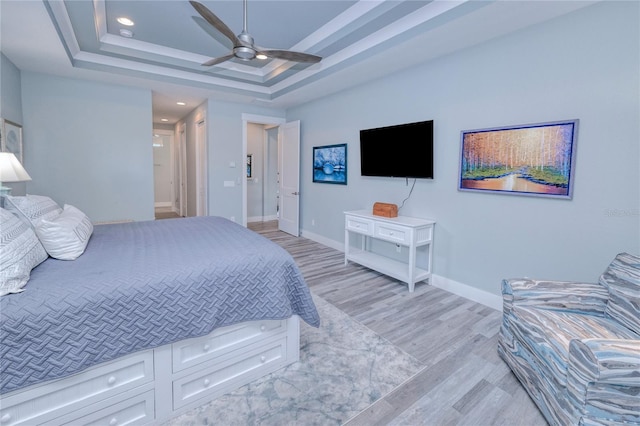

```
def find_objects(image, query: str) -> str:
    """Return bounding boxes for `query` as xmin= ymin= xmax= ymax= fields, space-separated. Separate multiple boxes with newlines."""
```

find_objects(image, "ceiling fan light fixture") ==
xmin=256 ymin=53 xmax=268 ymax=60
xmin=117 ymin=17 xmax=135 ymax=26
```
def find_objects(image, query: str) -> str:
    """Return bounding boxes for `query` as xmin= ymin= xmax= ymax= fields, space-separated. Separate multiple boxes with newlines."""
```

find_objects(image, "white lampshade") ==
xmin=0 ymin=152 xmax=31 ymax=183
xmin=0 ymin=152 xmax=31 ymax=196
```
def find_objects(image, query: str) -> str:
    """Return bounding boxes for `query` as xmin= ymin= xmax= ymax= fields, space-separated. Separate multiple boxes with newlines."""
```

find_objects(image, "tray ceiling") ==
xmin=1 ymin=0 xmax=596 ymax=121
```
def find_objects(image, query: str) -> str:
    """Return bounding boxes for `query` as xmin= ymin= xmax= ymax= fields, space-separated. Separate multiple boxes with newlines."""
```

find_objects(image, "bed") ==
xmin=0 ymin=205 xmax=320 ymax=425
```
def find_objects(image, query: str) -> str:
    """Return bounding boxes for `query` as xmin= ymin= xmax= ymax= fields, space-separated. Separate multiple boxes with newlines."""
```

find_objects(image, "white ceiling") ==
xmin=1 ymin=0 xmax=596 ymax=124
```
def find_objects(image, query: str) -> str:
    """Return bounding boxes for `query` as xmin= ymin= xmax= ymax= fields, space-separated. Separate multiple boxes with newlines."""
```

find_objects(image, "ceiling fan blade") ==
xmin=189 ymin=1 xmax=240 ymax=46
xmin=202 ymin=53 xmax=235 ymax=66
xmin=260 ymin=49 xmax=322 ymax=63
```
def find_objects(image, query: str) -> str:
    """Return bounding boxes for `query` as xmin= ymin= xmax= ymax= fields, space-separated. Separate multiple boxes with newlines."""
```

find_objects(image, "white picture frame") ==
xmin=1 ymin=119 xmax=23 ymax=164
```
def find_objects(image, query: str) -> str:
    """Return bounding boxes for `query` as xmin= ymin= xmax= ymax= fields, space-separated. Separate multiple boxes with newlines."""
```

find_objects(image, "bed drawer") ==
xmin=172 ymin=336 xmax=289 ymax=410
xmin=0 ymin=351 xmax=154 ymax=426
xmin=53 ymin=389 xmax=155 ymax=426
xmin=172 ymin=320 xmax=286 ymax=373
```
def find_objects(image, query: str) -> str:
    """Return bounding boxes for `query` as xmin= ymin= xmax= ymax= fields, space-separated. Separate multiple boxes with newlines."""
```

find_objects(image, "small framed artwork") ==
xmin=459 ymin=119 xmax=578 ymax=199
xmin=246 ymin=154 xmax=253 ymax=178
xmin=1 ymin=119 xmax=23 ymax=163
xmin=313 ymin=143 xmax=347 ymax=185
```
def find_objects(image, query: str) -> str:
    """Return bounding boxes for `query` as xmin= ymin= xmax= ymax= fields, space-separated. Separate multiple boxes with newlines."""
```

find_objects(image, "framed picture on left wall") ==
xmin=1 ymin=119 xmax=23 ymax=163
xmin=313 ymin=143 xmax=347 ymax=185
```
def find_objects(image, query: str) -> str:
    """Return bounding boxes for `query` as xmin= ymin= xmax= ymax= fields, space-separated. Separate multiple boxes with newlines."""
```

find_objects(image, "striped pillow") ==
xmin=4 ymin=194 xmax=62 ymax=228
xmin=0 ymin=208 xmax=48 ymax=296
xmin=600 ymin=252 xmax=640 ymax=336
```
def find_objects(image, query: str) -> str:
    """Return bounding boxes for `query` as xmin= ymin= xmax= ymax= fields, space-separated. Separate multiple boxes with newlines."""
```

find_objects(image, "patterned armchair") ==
xmin=498 ymin=253 xmax=640 ymax=425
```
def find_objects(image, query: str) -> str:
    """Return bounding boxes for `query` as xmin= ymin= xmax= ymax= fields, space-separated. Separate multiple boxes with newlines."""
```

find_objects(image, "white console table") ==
xmin=344 ymin=210 xmax=435 ymax=292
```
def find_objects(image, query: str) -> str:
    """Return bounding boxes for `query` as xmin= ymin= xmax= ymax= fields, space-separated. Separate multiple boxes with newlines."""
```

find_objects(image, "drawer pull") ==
xmin=203 ymin=378 xmax=211 ymax=387
xmin=260 ymin=325 xmax=266 ymax=332
xmin=1 ymin=413 xmax=11 ymax=423
xmin=203 ymin=344 xmax=210 ymax=352
xmin=109 ymin=417 xmax=118 ymax=426
xmin=260 ymin=356 xmax=266 ymax=363
xmin=107 ymin=376 xmax=117 ymax=386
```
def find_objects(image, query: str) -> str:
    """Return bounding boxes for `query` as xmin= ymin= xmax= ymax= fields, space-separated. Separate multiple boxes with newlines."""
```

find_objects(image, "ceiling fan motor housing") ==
xmin=235 ymin=32 xmax=256 ymax=60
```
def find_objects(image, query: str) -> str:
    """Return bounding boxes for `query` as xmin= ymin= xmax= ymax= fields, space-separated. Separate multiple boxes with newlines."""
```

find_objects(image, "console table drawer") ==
xmin=345 ymin=216 xmax=374 ymax=235
xmin=375 ymin=223 xmax=410 ymax=244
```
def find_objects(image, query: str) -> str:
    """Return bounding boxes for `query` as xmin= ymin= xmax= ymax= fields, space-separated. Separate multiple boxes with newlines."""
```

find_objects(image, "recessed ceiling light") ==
xmin=119 ymin=29 xmax=134 ymax=38
xmin=160 ymin=118 xmax=169 ymax=122
xmin=176 ymin=102 xmax=186 ymax=106
xmin=117 ymin=17 xmax=135 ymax=26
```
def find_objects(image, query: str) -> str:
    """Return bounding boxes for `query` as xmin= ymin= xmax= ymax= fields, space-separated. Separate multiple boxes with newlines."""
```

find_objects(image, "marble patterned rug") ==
xmin=165 ymin=294 xmax=424 ymax=425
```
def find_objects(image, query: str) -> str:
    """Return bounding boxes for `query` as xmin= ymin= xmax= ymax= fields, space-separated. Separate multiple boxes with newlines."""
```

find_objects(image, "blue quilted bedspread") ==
xmin=0 ymin=217 xmax=319 ymax=394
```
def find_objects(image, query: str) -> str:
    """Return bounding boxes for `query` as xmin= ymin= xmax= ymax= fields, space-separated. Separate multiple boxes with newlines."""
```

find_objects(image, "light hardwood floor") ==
xmin=248 ymin=221 xmax=547 ymax=426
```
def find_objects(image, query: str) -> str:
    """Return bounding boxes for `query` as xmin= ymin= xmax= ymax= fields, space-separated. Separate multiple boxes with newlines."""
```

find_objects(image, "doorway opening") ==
xmin=242 ymin=115 xmax=300 ymax=236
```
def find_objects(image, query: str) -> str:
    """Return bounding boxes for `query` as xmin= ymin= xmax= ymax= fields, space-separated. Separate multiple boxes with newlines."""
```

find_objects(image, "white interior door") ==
xmin=195 ymin=119 xmax=207 ymax=216
xmin=278 ymin=121 xmax=300 ymax=236
xmin=178 ymin=123 xmax=187 ymax=217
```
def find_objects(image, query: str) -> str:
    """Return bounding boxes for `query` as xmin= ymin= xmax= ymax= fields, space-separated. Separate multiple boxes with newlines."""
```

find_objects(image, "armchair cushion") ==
xmin=567 ymin=339 xmax=640 ymax=423
xmin=508 ymin=308 xmax=638 ymax=388
xmin=502 ymin=278 xmax=609 ymax=316
xmin=599 ymin=253 xmax=640 ymax=335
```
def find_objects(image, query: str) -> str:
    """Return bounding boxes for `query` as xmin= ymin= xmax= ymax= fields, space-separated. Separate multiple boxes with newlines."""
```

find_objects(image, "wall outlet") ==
xmin=311 ymin=219 xmax=315 ymax=226
xmin=396 ymin=244 xmax=401 ymax=253
xmin=230 ymin=216 xmax=236 ymax=222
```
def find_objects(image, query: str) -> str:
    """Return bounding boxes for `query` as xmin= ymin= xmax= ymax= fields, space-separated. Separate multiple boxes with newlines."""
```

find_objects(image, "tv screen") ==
xmin=360 ymin=120 xmax=434 ymax=179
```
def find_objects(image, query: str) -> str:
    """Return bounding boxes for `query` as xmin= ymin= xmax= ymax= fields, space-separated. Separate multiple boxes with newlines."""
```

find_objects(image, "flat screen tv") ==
xmin=360 ymin=120 xmax=434 ymax=179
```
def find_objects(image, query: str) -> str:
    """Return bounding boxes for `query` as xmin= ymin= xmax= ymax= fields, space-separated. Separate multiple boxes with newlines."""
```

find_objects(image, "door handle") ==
xmin=292 ymin=191 xmax=299 ymax=195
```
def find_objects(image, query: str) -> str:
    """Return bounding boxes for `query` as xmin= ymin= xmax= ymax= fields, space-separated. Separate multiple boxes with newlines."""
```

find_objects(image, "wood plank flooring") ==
xmin=249 ymin=221 xmax=547 ymax=426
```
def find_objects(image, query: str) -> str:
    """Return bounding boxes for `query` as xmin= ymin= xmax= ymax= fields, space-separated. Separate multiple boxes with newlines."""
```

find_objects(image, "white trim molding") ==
xmin=431 ymin=274 xmax=502 ymax=312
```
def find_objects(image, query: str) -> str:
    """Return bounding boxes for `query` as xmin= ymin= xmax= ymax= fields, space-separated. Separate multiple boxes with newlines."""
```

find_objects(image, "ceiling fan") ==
xmin=189 ymin=0 xmax=322 ymax=66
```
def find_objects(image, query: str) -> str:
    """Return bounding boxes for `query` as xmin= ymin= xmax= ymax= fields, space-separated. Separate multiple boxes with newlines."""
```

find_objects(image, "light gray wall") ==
xmin=1 ymin=53 xmax=26 ymax=195
xmin=287 ymin=1 xmax=640 ymax=294
xmin=1 ymin=54 xmax=22 ymax=123
xmin=21 ymin=72 xmax=154 ymax=222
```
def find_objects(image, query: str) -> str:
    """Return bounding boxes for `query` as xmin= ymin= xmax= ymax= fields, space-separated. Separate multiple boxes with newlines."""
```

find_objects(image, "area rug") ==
xmin=164 ymin=294 xmax=424 ymax=425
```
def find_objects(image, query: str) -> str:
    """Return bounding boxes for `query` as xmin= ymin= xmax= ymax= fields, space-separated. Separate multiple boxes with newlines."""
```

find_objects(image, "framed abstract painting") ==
xmin=313 ymin=143 xmax=347 ymax=185
xmin=459 ymin=119 xmax=578 ymax=199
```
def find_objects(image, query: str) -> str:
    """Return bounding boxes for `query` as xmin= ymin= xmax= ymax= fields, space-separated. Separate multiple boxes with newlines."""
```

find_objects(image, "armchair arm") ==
xmin=567 ymin=339 xmax=640 ymax=423
xmin=501 ymin=278 xmax=609 ymax=316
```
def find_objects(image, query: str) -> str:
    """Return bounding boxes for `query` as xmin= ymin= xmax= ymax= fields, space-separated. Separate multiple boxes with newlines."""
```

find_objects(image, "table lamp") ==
xmin=0 ymin=152 xmax=32 ymax=196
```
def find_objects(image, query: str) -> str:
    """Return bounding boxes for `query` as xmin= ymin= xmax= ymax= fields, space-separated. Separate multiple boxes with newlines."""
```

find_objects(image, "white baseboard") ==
xmin=431 ymin=274 xmax=502 ymax=311
xmin=154 ymin=202 xmax=172 ymax=208
xmin=248 ymin=215 xmax=278 ymax=223
xmin=300 ymin=228 xmax=503 ymax=312
xmin=300 ymin=229 xmax=343 ymax=251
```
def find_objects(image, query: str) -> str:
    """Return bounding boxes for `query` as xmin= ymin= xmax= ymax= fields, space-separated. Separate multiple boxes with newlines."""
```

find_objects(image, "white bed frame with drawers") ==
xmin=0 ymin=316 xmax=299 ymax=425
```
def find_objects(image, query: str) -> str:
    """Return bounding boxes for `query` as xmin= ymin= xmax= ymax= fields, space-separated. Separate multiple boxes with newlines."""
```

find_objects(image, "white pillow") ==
xmin=4 ymin=194 xmax=63 ymax=228
xmin=35 ymin=204 xmax=94 ymax=260
xmin=0 ymin=208 xmax=48 ymax=296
